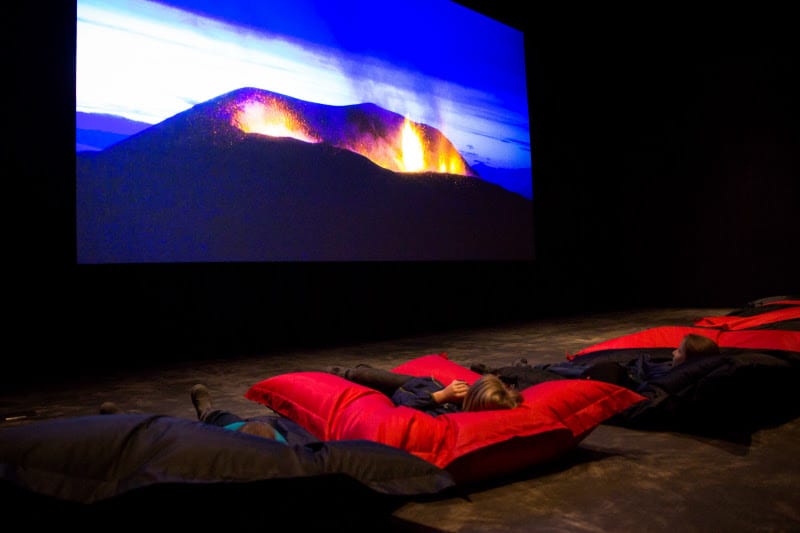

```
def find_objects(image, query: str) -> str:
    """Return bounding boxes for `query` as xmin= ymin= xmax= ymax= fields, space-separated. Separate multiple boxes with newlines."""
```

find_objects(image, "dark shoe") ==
xmin=325 ymin=366 xmax=345 ymax=376
xmin=512 ymin=358 xmax=529 ymax=367
xmin=190 ymin=384 xmax=213 ymax=420
xmin=470 ymin=363 xmax=490 ymax=374
xmin=99 ymin=401 xmax=123 ymax=415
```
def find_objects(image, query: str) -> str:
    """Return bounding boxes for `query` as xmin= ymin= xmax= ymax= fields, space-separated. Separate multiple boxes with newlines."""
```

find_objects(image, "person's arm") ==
xmin=392 ymin=377 xmax=464 ymax=411
xmin=431 ymin=379 xmax=469 ymax=404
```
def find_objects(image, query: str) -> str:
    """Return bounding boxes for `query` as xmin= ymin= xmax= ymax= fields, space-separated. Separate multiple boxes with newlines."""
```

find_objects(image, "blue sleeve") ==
xmin=632 ymin=354 xmax=672 ymax=382
xmin=391 ymin=376 xmax=442 ymax=411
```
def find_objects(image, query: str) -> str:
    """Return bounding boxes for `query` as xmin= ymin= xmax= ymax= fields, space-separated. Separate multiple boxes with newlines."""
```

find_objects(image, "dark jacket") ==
xmin=391 ymin=376 xmax=461 ymax=416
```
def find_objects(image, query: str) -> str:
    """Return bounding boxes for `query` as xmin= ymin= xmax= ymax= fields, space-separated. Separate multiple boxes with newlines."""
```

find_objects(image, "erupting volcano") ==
xmin=224 ymin=88 xmax=477 ymax=177
xmin=77 ymin=87 xmax=532 ymax=263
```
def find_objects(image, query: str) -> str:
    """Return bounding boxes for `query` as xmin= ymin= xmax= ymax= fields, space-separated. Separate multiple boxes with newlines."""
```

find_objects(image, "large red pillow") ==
xmin=246 ymin=353 xmax=645 ymax=484
xmin=693 ymin=305 xmax=800 ymax=330
xmin=569 ymin=325 xmax=800 ymax=359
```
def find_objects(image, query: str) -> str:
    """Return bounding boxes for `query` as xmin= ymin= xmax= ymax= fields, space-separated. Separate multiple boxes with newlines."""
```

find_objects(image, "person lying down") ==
xmin=325 ymin=364 xmax=523 ymax=416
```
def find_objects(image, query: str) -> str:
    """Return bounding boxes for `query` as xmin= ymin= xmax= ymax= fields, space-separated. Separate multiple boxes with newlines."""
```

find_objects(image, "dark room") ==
xmin=4 ymin=1 xmax=798 ymax=531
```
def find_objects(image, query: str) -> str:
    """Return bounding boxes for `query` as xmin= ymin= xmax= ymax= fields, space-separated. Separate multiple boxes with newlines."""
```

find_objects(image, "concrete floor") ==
xmin=2 ymin=307 xmax=798 ymax=532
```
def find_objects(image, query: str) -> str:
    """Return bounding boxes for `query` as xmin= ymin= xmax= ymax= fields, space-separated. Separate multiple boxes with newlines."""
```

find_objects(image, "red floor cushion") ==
xmin=560 ymin=317 xmax=800 ymax=432
xmin=246 ymin=353 xmax=645 ymax=484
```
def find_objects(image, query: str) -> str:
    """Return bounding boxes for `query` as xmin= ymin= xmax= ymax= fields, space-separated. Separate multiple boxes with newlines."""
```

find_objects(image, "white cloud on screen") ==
xmin=76 ymin=0 xmax=530 ymax=169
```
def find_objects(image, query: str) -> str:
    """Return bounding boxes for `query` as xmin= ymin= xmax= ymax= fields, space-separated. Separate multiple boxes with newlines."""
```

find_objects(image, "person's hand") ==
xmin=432 ymin=379 xmax=470 ymax=404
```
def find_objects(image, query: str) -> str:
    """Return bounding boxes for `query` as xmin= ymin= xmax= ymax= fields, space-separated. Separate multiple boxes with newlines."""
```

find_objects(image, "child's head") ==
xmin=463 ymin=374 xmax=523 ymax=412
xmin=672 ymin=334 xmax=720 ymax=366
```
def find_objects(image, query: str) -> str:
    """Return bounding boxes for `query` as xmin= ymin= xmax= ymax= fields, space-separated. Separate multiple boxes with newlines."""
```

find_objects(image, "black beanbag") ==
xmin=0 ymin=413 xmax=456 ymax=527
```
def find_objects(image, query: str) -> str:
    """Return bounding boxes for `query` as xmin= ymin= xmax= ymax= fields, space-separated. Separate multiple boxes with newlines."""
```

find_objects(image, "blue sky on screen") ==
xmin=76 ymin=0 xmax=531 ymax=170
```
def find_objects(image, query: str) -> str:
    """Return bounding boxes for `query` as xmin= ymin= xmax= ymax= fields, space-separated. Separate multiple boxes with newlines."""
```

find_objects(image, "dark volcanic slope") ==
xmin=77 ymin=88 xmax=532 ymax=263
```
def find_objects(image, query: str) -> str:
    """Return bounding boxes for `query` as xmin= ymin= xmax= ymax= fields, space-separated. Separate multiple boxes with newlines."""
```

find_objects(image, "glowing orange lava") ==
xmin=400 ymin=119 xmax=425 ymax=172
xmin=231 ymin=98 xmax=320 ymax=144
xmin=228 ymin=94 xmax=474 ymax=177
xmin=436 ymin=150 xmax=469 ymax=176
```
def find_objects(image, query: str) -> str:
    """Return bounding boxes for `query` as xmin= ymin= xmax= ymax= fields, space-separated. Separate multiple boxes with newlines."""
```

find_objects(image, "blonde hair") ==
xmin=462 ymin=374 xmax=523 ymax=412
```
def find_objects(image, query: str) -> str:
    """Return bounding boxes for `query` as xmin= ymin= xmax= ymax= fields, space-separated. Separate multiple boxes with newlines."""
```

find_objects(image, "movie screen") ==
xmin=76 ymin=0 xmax=533 ymax=263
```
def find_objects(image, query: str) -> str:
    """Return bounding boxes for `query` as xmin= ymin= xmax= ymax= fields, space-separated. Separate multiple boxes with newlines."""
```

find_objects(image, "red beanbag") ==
xmin=568 ymin=326 xmax=723 ymax=359
xmin=569 ymin=325 xmax=800 ymax=359
xmin=246 ymin=353 xmax=645 ymax=484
